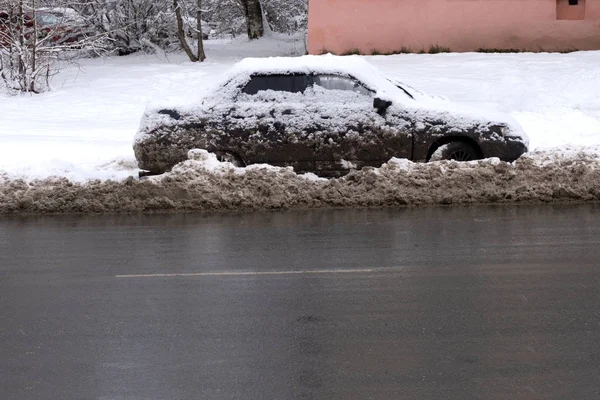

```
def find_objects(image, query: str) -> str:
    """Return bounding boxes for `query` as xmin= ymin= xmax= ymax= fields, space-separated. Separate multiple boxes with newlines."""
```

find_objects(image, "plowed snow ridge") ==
xmin=1 ymin=149 xmax=599 ymax=214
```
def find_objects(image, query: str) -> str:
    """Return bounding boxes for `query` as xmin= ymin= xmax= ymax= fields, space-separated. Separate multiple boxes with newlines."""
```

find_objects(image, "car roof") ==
xmin=223 ymin=55 xmax=406 ymax=102
xmin=230 ymin=55 xmax=375 ymax=76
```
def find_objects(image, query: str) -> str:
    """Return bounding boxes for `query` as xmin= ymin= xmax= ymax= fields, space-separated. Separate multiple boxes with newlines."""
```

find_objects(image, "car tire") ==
xmin=429 ymin=141 xmax=481 ymax=162
xmin=214 ymin=151 xmax=245 ymax=167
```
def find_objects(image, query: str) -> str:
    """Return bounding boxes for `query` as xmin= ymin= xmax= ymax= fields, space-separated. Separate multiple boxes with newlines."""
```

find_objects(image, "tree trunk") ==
xmin=241 ymin=0 xmax=264 ymax=40
xmin=17 ymin=0 xmax=25 ymax=88
xmin=196 ymin=0 xmax=206 ymax=61
xmin=30 ymin=0 xmax=37 ymax=92
xmin=173 ymin=0 xmax=198 ymax=62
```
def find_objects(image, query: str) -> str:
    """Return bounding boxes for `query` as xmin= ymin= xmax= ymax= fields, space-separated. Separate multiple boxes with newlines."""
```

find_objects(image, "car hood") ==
xmin=381 ymin=80 xmax=528 ymax=146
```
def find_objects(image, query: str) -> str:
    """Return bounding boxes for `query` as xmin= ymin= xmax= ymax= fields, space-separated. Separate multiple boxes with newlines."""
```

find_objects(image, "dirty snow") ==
xmin=1 ymin=35 xmax=600 ymax=213
xmin=2 ymin=147 xmax=600 ymax=214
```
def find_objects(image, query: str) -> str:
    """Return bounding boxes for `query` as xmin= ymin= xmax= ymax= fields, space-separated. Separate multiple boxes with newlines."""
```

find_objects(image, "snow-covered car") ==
xmin=32 ymin=8 xmax=89 ymax=44
xmin=0 ymin=8 xmax=88 ymax=46
xmin=134 ymin=55 xmax=529 ymax=176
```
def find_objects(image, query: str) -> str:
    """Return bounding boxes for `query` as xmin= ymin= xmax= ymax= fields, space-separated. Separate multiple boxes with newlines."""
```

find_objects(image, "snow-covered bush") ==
xmin=204 ymin=0 xmax=307 ymax=38
xmin=203 ymin=0 xmax=245 ymax=38
xmin=262 ymin=0 xmax=307 ymax=34
xmin=69 ymin=0 xmax=178 ymax=55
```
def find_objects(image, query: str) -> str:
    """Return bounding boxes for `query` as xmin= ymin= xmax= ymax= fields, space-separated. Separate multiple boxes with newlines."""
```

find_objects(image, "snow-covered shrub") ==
xmin=70 ymin=0 xmax=178 ymax=55
xmin=262 ymin=0 xmax=307 ymax=34
xmin=204 ymin=0 xmax=307 ymax=37
xmin=203 ymin=0 xmax=246 ymax=38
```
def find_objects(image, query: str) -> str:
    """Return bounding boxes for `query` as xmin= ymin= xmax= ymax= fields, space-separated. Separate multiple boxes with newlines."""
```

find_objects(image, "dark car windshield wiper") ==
xmin=396 ymin=84 xmax=415 ymax=99
xmin=387 ymin=79 xmax=414 ymax=99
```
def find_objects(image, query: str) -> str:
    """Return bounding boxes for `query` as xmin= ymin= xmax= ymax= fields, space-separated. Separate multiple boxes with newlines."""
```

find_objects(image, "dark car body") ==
xmin=134 ymin=56 xmax=528 ymax=176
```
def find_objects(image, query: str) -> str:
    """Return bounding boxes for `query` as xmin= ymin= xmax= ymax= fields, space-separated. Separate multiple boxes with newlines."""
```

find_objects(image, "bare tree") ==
xmin=1 ymin=0 xmax=56 ymax=92
xmin=261 ymin=0 xmax=307 ymax=34
xmin=173 ymin=0 xmax=205 ymax=62
xmin=239 ymin=0 xmax=263 ymax=39
xmin=195 ymin=0 xmax=205 ymax=60
xmin=66 ymin=0 xmax=188 ymax=55
xmin=0 ymin=0 xmax=108 ymax=92
xmin=204 ymin=0 xmax=305 ymax=38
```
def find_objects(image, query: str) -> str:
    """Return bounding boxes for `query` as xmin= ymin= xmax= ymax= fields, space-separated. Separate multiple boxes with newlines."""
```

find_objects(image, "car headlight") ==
xmin=498 ymin=124 xmax=521 ymax=139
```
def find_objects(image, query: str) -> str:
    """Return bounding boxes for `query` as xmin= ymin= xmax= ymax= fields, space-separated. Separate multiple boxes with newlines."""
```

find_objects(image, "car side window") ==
xmin=242 ymin=74 xmax=310 ymax=95
xmin=313 ymin=75 xmax=373 ymax=97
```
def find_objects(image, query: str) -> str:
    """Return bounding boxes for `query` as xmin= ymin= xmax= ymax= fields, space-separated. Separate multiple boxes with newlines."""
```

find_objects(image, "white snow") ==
xmin=1 ymin=35 xmax=600 ymax=182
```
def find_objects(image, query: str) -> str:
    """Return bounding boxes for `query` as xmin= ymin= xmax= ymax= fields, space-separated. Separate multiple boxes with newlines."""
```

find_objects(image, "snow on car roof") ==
xmin=230 ymin=54 xmax=380 ymax=77
xmin=223 ymin=54 xmax=404 ymax=100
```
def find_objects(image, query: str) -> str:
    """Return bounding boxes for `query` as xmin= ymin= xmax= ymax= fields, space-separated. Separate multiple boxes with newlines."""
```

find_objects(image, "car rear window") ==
xmin=243 ymin=74 xmax=310 ymax=95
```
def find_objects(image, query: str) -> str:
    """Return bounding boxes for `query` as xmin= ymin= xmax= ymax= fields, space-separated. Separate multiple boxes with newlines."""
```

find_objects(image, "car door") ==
xmin=307 ymin=74 xmax=412 ymax=175
xmin=227 ymin=74 xmax=316 ymax=172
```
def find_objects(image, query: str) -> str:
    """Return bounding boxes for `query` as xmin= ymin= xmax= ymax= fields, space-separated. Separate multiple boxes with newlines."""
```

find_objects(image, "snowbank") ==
xmin=1 ymin=149 xmax=599 ymax=214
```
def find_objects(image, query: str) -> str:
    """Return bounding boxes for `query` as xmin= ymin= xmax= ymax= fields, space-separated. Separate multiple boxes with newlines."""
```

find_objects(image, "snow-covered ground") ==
xmin=1 ymin=35 xmax=600 ymax=212
xmin=1 ymin=35 xmax=600 ymax=181
xmin=0 ymin=35 xmax=308 ymax=181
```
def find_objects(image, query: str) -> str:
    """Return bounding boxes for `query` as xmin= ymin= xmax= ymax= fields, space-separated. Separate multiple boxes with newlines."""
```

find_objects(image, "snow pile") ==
xmin=1 ymin=149 xmax=600 ymax=214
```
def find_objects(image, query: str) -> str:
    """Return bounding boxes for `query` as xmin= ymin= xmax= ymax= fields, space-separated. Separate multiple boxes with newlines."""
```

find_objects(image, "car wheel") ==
xmin=214 ymin=151 xmax=245 ymax=167
xmin=429 ymin=141 xmax=481 ymax=162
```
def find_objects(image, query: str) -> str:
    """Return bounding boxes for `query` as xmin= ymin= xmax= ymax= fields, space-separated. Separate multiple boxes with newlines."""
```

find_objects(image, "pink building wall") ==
xmin=308 ymin=0 xmax=600 ymax=54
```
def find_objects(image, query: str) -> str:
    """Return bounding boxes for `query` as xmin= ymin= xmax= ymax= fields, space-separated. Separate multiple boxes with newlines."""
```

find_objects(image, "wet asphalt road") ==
xmin=1 ymin=205 xmax=600 ymax=400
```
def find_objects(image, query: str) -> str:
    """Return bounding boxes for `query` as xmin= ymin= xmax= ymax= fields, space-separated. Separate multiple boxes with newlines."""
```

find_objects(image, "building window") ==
xmin=557 ymin=0 xmax=585 ymax=20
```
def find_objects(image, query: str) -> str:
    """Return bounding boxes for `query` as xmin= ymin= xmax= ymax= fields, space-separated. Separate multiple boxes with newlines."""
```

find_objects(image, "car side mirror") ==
xmin=373 ymin=97 xmax=392 ymax=116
